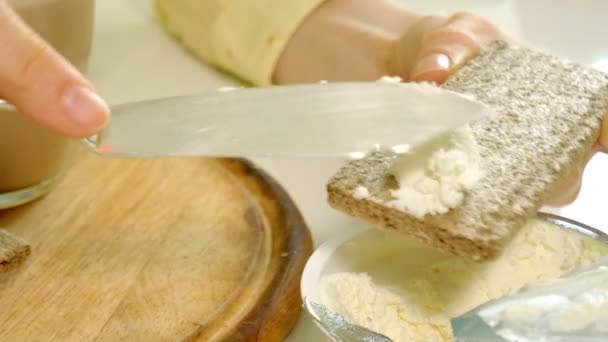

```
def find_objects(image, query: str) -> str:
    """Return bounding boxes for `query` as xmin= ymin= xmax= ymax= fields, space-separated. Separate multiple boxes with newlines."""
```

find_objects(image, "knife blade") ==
xmin=84 ymin=82 xmax=495 ymax=158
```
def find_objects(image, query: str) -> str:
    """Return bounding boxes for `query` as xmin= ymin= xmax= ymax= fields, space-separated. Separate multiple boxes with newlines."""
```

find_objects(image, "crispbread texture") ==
xmin=327 ymin=41 xmax=608 ymax=261
xmin=0 ymin=229 xmax=30 ymax=274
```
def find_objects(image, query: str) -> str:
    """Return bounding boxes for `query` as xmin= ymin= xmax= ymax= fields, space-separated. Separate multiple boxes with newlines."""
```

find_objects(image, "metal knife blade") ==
xmin=84 ymin=82 xmax=495 ymax=158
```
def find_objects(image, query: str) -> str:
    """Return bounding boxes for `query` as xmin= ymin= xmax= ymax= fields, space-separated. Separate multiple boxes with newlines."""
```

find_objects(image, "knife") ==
xmin=84 ymin=82 xmax=495 ymax=158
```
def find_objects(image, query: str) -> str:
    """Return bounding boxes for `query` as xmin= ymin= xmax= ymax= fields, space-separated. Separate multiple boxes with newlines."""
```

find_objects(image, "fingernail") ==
xmin=63 ymin=86 xmax=109 ymax=131
xmin=410 ymin=53 xmax=451 ymax=80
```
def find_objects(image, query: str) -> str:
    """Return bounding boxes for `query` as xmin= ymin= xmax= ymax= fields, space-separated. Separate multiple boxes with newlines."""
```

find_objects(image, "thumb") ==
xmin=390 ymin=16 xmax=446 ymax=82
xmin=409 ymin=12 xmax=503 ymax=84
xmin=409 ymin=28 xmax=481 ymax=84
xmin=0 ymin=1 xmax=109 ymax=138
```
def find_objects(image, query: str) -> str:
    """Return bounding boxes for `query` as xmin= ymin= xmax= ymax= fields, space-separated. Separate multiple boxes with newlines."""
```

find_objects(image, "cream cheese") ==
xmin=387 ymin=126 xmax=481 ymax=218
xmin=353 ymin=186 xmax=370 ymax=200
xmin=374 ymin=75 xmax=481 ymax=218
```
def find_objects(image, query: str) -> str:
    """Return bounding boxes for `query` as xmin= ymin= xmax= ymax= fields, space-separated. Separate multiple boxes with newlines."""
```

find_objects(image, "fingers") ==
xmin=547 ymin=112 xmax=607 ymax=206
xmin=409 ymin=53 xmax=451 ymax=84
xmin=600 ymin=113 xmax=608 ymax=151
xmin=546 ymin=166 xmax=583 ymax=206
xmin=544 ymin=112 xmax=605 ymax=206
xmin=389 ymin=15 xmax=446 ymax=82
xmin=409 ymin=12 xmax=502 ymax=83
xmin=0 ymin=1 xmax=109 ymax=138
xmin=546 ymin=146 xmax=598 ymax=206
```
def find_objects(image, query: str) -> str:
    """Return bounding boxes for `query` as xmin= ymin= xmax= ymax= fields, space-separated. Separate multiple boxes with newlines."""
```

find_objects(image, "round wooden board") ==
xmin=0 ymin=147 xmax=313 ymax=341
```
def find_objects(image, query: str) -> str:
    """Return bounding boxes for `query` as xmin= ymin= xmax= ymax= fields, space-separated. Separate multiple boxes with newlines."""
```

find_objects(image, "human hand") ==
xmin=394 ymin=12 xmax=607 ymax=206
xmin=547 ymin=134 xmax=607 ymax=206
xmin=390 ymin=12 xmax=507 ymax=83
xmin=0 ymin=0 xmax=109 ymax=138
xmin=274 ymin=2 xmax=507 ymax=85
xmin=276 ymin=0 xmax=606 ymax=206
xmin=274 ymin=0 xmax=420 ymax=83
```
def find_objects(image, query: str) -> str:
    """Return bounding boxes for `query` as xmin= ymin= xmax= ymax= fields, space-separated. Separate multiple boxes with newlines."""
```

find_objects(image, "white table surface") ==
xmin=89 ymin=1 xmax=608 ymax=340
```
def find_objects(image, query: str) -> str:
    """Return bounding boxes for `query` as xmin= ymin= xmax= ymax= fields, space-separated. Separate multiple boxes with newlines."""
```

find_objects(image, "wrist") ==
xmin=273 ymin=0 xmax=421 ymax=84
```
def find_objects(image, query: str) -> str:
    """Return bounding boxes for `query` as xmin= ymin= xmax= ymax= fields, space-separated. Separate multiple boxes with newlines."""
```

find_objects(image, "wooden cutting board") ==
xmin=0 ymin=146 xmax=313 ymax=341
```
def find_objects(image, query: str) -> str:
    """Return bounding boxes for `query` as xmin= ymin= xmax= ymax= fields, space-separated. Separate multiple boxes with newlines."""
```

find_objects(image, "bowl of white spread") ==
xmin=301 ymin=213 xmax=608 ymax=342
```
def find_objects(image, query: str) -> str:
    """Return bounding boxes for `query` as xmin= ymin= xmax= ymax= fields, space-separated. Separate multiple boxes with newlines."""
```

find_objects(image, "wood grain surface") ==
xmin=0 ymin=147 xmax=312 ymax=341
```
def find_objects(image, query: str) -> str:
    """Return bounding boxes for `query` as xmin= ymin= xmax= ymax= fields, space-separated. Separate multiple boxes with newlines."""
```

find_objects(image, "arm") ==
xmin=274 ymin=0 xmax=507 ymax=84
xmin=274 ymin=0 xmax=420 ymax=83
xmin=154 ymin=0 xmax=505 ymax=85
xmin=156 ymin=0 xmax=606 ymax=205
xmin=154 ymin=0 xmax=327 ymax=86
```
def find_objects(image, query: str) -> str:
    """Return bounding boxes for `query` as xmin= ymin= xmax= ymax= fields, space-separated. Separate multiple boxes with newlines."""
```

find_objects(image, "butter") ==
xmin=319 ymin=219 xmax=608 ymax=342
